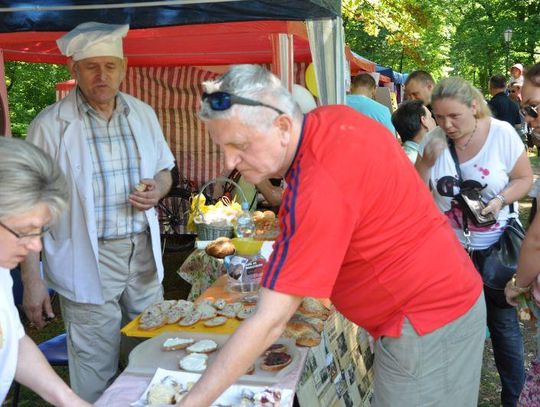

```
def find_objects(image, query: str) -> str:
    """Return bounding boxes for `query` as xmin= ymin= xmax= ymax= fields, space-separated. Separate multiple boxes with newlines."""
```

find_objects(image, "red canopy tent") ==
xmin=0 ymin=20 xmax=374 ymax=70
xmin=1 ymin=19 xmax=375 ymax=185
xmin=0 ymin=2 xmax=379 ymax=194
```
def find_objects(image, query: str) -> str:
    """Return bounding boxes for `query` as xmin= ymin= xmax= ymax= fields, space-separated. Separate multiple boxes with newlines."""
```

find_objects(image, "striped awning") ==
xmin=56 ymin=63 xmax=308 ymax=187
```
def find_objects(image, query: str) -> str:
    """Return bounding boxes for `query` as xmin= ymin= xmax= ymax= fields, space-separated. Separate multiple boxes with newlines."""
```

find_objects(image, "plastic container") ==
xmin=224 ymin=239 xmax=266 ymax=293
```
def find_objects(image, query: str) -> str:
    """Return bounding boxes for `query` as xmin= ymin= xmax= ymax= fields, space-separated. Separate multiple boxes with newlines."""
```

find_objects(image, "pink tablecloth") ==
xmin=95 ymin=347 xmax=308 ymax=407
xmin=94 ymin=374 xmax=151 ymax=407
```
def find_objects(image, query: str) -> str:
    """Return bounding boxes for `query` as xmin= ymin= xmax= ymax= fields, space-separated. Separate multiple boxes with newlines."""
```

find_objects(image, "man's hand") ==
xmin=177 ymin=289 xmax=302 ymax=406
xmin=23 ymin=278 xmax=54 ymax=328
xmin=129 ymin=178 xmax=161 ymax=210
xmin=129 ymin=170 xmax=172 ymax=211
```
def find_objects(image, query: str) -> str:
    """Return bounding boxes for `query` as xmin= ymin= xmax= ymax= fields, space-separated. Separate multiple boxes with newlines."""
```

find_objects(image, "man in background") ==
xmin=346 ymin=73 xmax=395 ymax=134
xmin=21 ymin=22 xmax=175 ymax=402
xmin=488 ymin=74 xmax=521 ymax=130
xmin=404 ymin=70 xmax=435 ymax=110
xmin=392 ymin=100 xmax=436 ymax=163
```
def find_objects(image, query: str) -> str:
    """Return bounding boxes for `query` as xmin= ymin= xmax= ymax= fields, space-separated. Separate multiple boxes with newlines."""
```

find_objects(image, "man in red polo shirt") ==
xmin=179 ymin=65 xmax=485 ymax=407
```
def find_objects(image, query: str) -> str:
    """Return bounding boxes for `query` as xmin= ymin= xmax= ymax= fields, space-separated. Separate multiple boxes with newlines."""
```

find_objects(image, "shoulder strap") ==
xmin=447 ymin=137 xmax=471 ymax=240
xmin=447 ymin=137 xmax=462 ymax=185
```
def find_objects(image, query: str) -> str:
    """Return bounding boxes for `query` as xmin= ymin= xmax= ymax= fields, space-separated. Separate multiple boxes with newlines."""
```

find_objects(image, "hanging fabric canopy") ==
xmin=0 ymin=21 xmax=315 ymax=66
xmin=0 ymin=0 xmax=340 ymax=32
xmin=0 ymin=1 xmax=339 ymax=65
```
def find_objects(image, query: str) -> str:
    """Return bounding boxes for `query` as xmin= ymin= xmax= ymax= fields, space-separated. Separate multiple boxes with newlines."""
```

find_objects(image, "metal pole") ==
xmin=506 ymin=42 xmax=509 ymax=75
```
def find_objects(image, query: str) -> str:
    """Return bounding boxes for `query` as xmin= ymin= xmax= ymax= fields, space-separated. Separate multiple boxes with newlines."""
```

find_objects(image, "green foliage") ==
xmin=343 ymin=0 xmax=540 ymax=89
xmin=5 ymin=62 xmax=70 ymax=137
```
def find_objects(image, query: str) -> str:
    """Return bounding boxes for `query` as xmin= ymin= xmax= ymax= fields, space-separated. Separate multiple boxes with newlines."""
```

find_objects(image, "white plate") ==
xmin=131 ymin=368 xmax=293 ymax=406
xmin=126 ymin=331 xmax=298 ymax=384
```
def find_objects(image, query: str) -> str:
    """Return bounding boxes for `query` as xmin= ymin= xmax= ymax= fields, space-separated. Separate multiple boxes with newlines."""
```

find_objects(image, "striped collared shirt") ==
xmin=77 ymin=88 xmax=147 ymax=239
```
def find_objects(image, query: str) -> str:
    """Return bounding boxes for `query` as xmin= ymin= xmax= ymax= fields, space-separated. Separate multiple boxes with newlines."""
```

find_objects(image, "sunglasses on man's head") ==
xmin=521 ymin=104 xmax=539 ymax=119
xmin=202 ymin=91 xmax=285 ymax=115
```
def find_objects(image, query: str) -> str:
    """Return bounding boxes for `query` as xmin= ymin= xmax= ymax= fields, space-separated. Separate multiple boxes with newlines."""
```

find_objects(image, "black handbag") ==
xmin=469 ymin=216 xmax=525 ymax=289
xmin=447 ymin=138 xmax=524 ymax=289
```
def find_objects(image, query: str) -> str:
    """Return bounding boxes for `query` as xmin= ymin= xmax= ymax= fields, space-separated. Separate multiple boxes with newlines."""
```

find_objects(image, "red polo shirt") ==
xmin=261 ymin=105 xmax=482 ymax=339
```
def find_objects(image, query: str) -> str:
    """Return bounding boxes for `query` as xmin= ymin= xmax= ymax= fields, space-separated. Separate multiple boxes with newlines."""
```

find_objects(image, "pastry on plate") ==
xmin=203 ymin=316 xmax=228 ymax=327
xmin=260 ymin=351 xmax=292 ymax=372
xmin=213 ymin=298 xmax=227 ymax=310
xmin=197 ymin=302 xmax=217 ymax=320
xmin=178 ymin=310 xmax=201 ymax=327
xmin=161 ymin=337 xmax=195 ymax=351
xmin=264 ymin=343 xmax=288 ymax=356
xmin=139 ymin=303 xmax=167 ymax=331
xmin=205 ymin=237 xmax=235 ymax=258
xmin=295 ymin=331 xmax=322 ymax=347
xmin=179 ymin=352 xmax=208 ymax=373
xmin=186 ymin=339 xmax=218 ymax=354
xmin=237 ymin=306 xmax=256 ymax=320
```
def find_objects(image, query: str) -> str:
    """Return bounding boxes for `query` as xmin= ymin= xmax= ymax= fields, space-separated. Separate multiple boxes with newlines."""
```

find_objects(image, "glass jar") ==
xmin=224 ymin=252 xmax=266 ymax=293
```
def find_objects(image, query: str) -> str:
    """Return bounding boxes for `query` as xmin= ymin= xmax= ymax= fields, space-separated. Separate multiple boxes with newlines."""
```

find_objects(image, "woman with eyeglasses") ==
xmin=0 ymin=137 xmax=91 ymax=406
xmin=416 ymin=76 xmax=533 ymax=407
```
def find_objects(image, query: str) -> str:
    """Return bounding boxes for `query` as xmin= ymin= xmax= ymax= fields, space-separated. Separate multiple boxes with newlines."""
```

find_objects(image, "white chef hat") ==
xmin=57 ymin=22 xmax=129 ymax=61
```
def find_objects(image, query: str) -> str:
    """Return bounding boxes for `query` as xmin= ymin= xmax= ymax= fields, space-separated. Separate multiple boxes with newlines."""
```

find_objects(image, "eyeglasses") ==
xmin=202 ymin=91 xmax=285 ymax=115
xmin=0 ymin=220 xmax=49 ymax=241
xmin=509 ymin=90 xmax=517 ymax=93
xmin=521 ymin=104 xmax=539 ymax=119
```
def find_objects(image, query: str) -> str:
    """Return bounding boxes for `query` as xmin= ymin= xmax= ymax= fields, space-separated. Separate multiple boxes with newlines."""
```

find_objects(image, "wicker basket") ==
xmin=194 ymin=177 xmax=248 ymax=241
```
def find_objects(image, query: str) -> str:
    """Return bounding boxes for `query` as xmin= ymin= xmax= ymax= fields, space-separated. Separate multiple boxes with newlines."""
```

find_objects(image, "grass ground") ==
xmin=4 ymin=152 xmax=540 ymax=406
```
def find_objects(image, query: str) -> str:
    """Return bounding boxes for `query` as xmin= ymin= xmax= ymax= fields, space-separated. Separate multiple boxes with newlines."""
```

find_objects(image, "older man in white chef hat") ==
xmin=20 ymin=22 xmax=175 ymax=402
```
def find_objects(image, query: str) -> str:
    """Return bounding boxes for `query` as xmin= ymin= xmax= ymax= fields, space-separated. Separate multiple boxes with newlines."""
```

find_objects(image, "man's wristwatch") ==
xmin=507 ymin=276 xmax=530 ymax=294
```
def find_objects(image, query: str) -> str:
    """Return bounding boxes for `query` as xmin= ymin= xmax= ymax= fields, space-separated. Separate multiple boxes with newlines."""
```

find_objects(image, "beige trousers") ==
xmin=372 ymin=293 xmax=486 ymax=407
xmin=59 ymin=230 xmax=163 ymax=403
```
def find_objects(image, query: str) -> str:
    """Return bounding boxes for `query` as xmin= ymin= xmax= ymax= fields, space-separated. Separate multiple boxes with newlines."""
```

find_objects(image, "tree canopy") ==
xmin=5 ymin=62 xmax=70 ymax=137
xmin=343 ymin=0 xmax=540 ymax=89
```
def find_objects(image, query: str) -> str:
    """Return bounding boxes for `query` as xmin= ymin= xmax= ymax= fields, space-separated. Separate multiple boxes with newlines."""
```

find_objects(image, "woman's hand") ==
xmin=422 ymin=136 xmax=447 ymax=168
xmin=481 ymin=197 xmax=504 ymax=218
xmin=504 ymin=277 xmax=531 ymax=306
xmin=415 ymin=136 xmax=446 ymax=186
xmin=504 ymin=281 xmax=522 ymax=306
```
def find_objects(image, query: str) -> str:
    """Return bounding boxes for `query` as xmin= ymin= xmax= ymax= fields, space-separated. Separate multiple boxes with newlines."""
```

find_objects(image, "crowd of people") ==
xmin=1 ymin=18 xmax=540 ymax=407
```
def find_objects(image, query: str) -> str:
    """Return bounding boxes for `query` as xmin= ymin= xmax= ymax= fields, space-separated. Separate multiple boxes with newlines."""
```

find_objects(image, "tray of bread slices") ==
xmin=132 ymin=295 xmax=331 ymax=348
xmin=133 ymin=297 xmax=257 ymax=336
xmin=131 ymin=368 xmax=294 ymax=406
xmin=126 ymin=331 xmax=299 ymax=384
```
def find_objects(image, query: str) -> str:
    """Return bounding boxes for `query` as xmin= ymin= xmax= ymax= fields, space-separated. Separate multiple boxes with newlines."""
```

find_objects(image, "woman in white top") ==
xmin=416 ymin=77 xmax=533 ymax=407
xmin=0 ymin=137 xmax=90 ymax=406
